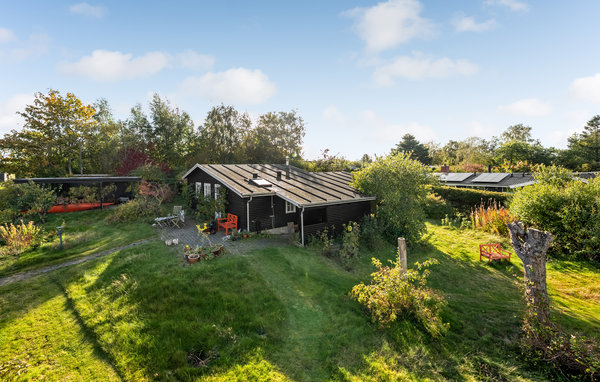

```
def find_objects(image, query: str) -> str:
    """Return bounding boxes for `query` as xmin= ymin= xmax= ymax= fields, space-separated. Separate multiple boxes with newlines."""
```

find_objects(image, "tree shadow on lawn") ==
xmin=61 ymin=241 xmax=290 ymax=380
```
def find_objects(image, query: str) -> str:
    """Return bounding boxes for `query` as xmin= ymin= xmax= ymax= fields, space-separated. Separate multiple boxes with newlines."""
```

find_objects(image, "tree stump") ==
xmin=507 ymin=222 xmax=554 ymax=324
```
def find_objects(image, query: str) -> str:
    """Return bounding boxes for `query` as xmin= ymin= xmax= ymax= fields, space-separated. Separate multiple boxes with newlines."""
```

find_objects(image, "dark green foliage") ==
xmin=0 ymin=181 xmax=57 ymax=223
xmin=391 ymin=133 xmax=431 ymax=165
xmin=423 ymin=193 xmax=455 ymax=219
xmin=510 ymin=165 xmax=600 ymax=261
xmin=105 ymin=197 xmax=160 ymax=224
xmin=130 ymin=164 xmax=170 ymax=183
xmin=432 ymin=186 xmax=510 ymax=214
xmin=352 ymin=152 xmax=433 ymax=245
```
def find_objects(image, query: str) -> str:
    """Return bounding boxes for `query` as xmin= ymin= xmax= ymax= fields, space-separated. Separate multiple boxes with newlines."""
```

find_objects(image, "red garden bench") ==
xmin=217 ymin=213 xmax=238 ymax=235
xmin=479 ymin=243 xmax=512 ymax=263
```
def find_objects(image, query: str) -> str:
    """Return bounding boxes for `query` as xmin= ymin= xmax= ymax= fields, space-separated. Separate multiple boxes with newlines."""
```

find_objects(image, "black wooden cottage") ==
xmin=182 ymin=163 xmax=375 ymax=245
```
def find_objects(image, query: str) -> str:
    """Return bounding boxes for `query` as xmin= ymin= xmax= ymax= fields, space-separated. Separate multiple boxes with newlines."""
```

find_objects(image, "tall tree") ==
xmin=391 ymin=134 xmax=431 ymax=165
xmin=244 ymin=110 xmax=305 ymax=163
xmin=0 ymin=89 xmax=97 ymax=176
xmin=198 ymin=105 xmax=250 ymax=163
xmin=501 ymin=124 xmax=533 ymax=143
xmin=579 ymin=115 xmax=600 ymax=169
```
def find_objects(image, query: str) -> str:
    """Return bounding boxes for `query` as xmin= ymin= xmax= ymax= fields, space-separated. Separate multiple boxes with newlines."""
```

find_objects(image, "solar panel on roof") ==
xmin=439 ymin=173 xmax=473 ymax=182
xmin=471 ymin=173 xmax=509 ymax=183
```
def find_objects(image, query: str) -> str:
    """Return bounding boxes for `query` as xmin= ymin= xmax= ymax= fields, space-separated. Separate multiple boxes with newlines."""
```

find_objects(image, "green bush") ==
xmin=340 ymin=221 xmax=360 ymax=261
xmin=432 ymin=186 xmax=510 ymax=214
xmin=106 ymin=197 xmax=161 ymax=224
xmin=0 ymin=181 xmax=57 ymax=223
xmin=131 ymin=164 xmax=170 ymax=183
xmin=351 ymin=257 xmax=448 ymax=336
xmin=359 ymin=214 xmax=386 ymax=251
xmin=510 ymin=166 xmax=600 ymax=261
xmin=423 ymin=193 xmax=455 ymax=219
xmin=352 ymin=153 xmax=433 ymax=245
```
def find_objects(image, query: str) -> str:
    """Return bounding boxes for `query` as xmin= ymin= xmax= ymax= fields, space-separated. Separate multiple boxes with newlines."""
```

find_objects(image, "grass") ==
xmin=0 ymin=212 xmax=598 ymax=380
xmin=0 ymin=208 xmax=156 ymax=277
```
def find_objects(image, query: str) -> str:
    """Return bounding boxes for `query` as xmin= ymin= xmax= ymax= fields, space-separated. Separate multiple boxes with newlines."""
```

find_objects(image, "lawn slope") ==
xmin=1 ymin=217 xmax=598 ymax=380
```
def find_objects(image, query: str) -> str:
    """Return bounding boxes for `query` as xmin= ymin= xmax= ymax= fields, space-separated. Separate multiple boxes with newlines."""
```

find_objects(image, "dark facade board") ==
xmin=185 ymin=167 xmax=248 ymax=228
xmin=302 ymin=200 xmax=371 ymax=243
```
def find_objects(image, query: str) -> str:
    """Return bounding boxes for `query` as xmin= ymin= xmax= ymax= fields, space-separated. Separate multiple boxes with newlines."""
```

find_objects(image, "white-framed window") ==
xmin=214 ymin=184 xmax=221 ymax=200
xmin=203 ymin=183 xmax=211 ymax=200
xmin=214 ymin=184 xmax=222 ymax=219
xmin=195 ymin=182 xmax=202 ymax=196
xmin=285 ymin=201 xmax=296 ymax=214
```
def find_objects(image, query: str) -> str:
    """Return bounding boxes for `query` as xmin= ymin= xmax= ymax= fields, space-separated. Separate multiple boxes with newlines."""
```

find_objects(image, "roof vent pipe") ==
xmin=285 ymin=156 xmax=290 ymax=179
xmin=277 ymin=171 xmax=282 ymax=181
xmin=488 ymin=165 xmax=492 ymax=173
xmin=253 ymin=173 xmax=258 ymax=179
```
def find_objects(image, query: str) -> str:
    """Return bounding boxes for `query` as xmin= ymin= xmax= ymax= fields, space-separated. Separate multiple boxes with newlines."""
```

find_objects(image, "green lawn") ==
xmin=0 ymin=208 xmax=156 ymax=277
xmin=0 ymin=214 xmax=598 ymax=381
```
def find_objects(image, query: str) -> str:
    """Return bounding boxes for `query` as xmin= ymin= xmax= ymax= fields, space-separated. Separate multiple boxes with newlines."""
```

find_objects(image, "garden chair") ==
xmin=154 ymin=206 xmax=183 ymax=228
xmin=171 ymin=209 xmax=185 ymax=228
xmin=479 ymin=243 xmax=512 ymax=263
xmin=217 ymin=213 xmax=238 ymax=235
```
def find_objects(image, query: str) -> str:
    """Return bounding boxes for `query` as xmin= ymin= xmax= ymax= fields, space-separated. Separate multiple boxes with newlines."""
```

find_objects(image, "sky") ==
xmin=1 ymin=0 xmax=600 ymax=160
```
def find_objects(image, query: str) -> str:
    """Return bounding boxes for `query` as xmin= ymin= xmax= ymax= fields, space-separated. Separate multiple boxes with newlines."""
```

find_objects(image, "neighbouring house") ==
xmin=182 ymin=163 xmax=375 ymax=245
xmin=12 ymin=175 xmax=141 ymax=208
xmin=433 ymin=171 xmax=600 ymax=192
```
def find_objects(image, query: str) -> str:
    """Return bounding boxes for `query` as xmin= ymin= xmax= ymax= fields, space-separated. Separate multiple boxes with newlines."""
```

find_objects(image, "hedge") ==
xmin=431 ymin=186 xmax=511 ymax=213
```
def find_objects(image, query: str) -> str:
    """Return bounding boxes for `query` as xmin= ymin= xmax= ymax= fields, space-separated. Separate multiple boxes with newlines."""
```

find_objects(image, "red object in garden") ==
xmin=217 ymin=213 xmax=238 ymax=235
xmin=479 ymin=243 xmax=512 ymax=263
xmin=47 ymin=203 xmax=115 ymax=214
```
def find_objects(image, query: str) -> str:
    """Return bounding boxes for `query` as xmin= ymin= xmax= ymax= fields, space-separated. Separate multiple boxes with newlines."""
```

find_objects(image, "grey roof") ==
xmin=13 ymin=176 xmax=141 ymax=184
xmin=432 ymin=172 xmax=535 ymax=189
xmin=183 ymin=163 xmax=375 ymax=208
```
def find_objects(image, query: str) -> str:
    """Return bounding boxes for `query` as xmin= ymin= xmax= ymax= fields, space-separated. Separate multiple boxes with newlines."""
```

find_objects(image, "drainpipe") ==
xmin=246 ymin=196 xmax=253 ymax=232
xmin=300 ymin=206 xmax=305 ymax=246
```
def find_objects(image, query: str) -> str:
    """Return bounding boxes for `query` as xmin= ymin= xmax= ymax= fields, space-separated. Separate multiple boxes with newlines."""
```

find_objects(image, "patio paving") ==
xmin=153 ymin=215 xmax=294 ymax=257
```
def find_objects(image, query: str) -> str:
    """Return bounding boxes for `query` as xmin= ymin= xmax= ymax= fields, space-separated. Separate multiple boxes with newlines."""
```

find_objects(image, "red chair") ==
xmin=479 ymin=243 xmax=512 ymax=263
xmin=217 ymin=213 xmax=238 ymax=235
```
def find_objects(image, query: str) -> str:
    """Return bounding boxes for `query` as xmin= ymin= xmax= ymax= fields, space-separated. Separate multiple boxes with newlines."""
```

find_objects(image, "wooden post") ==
xmin=398 ymin=237 xmax=407 ymax=274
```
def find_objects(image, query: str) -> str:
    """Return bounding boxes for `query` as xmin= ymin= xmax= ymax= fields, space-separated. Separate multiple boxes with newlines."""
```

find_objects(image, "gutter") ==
xmin=300 ymin=206 xmax=305 ymax=246
xmin=246 ymin=196 xmax=253 ymax=232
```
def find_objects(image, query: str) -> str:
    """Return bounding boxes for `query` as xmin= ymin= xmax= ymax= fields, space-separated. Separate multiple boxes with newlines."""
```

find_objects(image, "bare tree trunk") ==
xmin=507 ymin=222 xmax=554 ymax=324
xmin=78 ymin=144 xmax=83 ymax=175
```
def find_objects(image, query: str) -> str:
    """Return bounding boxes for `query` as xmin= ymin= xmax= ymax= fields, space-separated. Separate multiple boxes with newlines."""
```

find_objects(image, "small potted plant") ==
xmin=185 ymin=251 xmax=200 ymax=263
xmin=208 ymin=244 xmax=224 ymax=256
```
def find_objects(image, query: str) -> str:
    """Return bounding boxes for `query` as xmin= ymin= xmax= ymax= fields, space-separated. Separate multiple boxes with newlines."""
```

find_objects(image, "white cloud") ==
xmin=485 ymin=0 xmax=529 ymax=12
xmin=175 ymin=50 xmax=214 ymax=71
xmin=179 ymin=68 xmax=277 ymax=104
xmin=59 ymin=50 xmax=169 ymax=81
xmin=570 ymin=73 xmax=600 ymax=104
xmin=0 ymin=28 xmax=15 ymax=43
xmin=452 ymin=15 xmax=496 ymax=32
xmin=498 ymin=98 xmax=550 ymax=116
xmin=372 ymin=53 xmax=478 ymax=85
xmin=0 ymin=94 xmax=34 ymax=136
xmin=69 ymin=2 xmax=106 ymax=18
xmin=343 ymin=0 xmax=434 ymax=53
xmin=322 ymin=105 xmax=347 ymax=124
xmin=0 ymin=33 xmax=50 ymax=63
xmin=59 ymin=49 xmax=215 ymax=81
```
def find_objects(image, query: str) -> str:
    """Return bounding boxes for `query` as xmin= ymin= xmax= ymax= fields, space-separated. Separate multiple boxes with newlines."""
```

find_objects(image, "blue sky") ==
xmin=1 ymin=0 xmax=600 ymax=160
